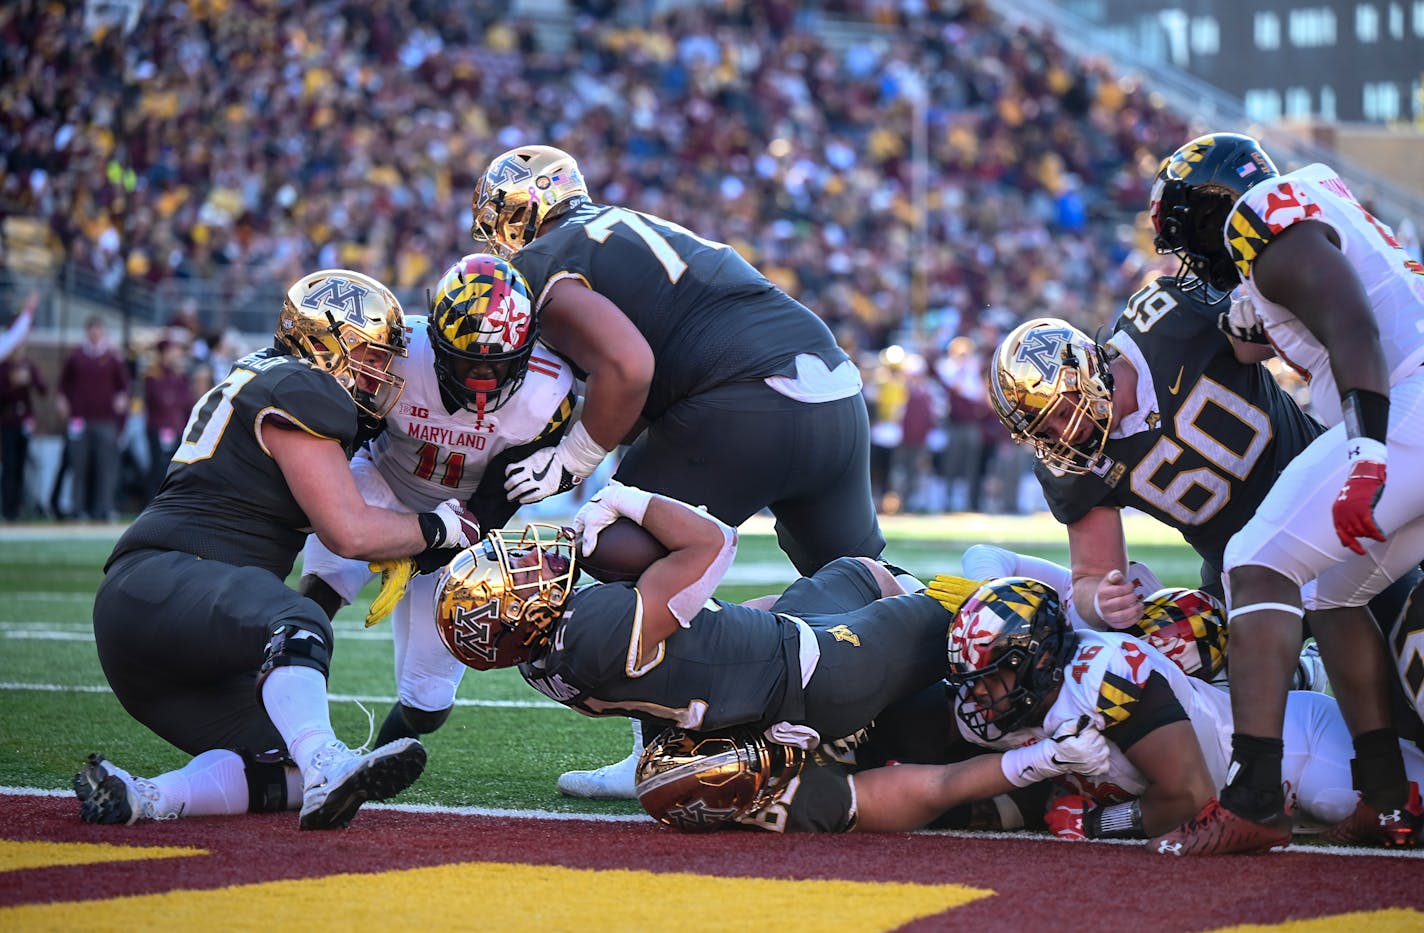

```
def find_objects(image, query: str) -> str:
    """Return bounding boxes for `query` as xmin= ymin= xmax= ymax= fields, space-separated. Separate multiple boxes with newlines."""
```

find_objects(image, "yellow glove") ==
xmin=925 ymin=574 xmax=982 ymax=616
xmin=366 ymin=558 xmax=416 ymax=628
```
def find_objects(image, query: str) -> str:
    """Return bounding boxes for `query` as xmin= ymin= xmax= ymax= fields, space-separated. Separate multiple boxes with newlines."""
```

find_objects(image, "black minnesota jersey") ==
xmin=512 ymin=202 xmax=849 ymax=421
xmin=108 ymin=348 xmax=357 ymax=579
xmin=1037 ymin=277 xmax=1324 ymax=572
xmin=518 ymin=583 xmax=802 ymax=733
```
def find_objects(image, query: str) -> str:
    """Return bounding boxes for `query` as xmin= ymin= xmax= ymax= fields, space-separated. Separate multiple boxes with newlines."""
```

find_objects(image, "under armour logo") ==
xmin=1380 ymin=810 xmax=1403 ymax=826
xmin=1157 ymin=840 xmax=1183 ymax=855
xmin=1015 ymin=328 xmax=1072 ymax=382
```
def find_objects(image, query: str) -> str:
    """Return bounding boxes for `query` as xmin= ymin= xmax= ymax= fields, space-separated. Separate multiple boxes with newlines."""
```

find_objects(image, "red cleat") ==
xmin=1321 ymin=782 xmax=1422 ymax=848
xmin=1149 ymin=797 xmax=1292 ymax=856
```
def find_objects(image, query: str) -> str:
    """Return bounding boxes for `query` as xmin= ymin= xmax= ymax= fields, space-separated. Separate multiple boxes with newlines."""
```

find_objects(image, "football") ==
xmin=578 ymin=517 xmax=669 ymax=583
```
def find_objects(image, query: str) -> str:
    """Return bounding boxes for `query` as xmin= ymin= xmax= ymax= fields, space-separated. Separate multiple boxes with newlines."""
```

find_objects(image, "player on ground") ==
xmin=470 ymin=145 xmax=883 ymax=796
xmin=77 ymin=270 xmax=479 ymax=831
xmin=1149 ymin=132 xmax=1424 ymax=852
xmin=297 ymin=254 xmax=576 ymax=749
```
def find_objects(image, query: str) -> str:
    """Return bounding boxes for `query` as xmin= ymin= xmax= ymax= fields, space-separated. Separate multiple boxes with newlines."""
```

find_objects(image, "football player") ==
xmin=944 ymin=579 xmax=1424 ymax=851
xmin=435 ymin=482 xmax=943 ymax=756
xmin=1148 ymin=132 xmax=1424 ymax=852
xmin=470 ymin=145 xmax=884 ymax=797
xmin=296 ymin=253 xmax=576 ymax=750
xmin=77 ymin=270 xmax=481 ymax=831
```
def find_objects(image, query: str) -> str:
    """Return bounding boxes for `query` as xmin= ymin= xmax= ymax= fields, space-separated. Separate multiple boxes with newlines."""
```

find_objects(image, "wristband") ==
xmin=561 ymin=421 xmax=611 ymax=476
xmin=1084 ymin=799 xmax=1144 ymax=839
xmin=417 ymin=512 xmax=447 ymax=550
xmin=1341 ymin=388 xmax=1389 ymax=446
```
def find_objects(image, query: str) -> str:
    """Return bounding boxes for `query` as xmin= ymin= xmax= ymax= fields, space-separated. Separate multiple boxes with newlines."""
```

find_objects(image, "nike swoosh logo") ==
xmin=1168 ymin=366 xmax=1185 ymax=395
xmin=530 ymin=461 xmax=553 ymax=482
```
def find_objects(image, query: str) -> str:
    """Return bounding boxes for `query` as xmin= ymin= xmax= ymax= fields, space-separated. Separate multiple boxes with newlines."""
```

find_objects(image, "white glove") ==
xmin=572 ymin=480 xmax=653 ymax=555
xmin=999 ymin=716 xmax=1110 ymax=788
xmin=1217 ymin=291 xmax=1268 ymax=344
xmin=425 ymin=498 xmax=481 ymax=549
xmin=504 ymin=421 xmax=610 ymax=505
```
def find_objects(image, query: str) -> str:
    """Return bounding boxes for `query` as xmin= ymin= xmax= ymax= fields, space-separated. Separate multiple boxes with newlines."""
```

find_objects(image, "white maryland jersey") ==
xmin=366 ymin=318 xmax=576 ymax=511
xmin=957 ymin=630 xmax=1232 ymax=804
xmin=1226 ymin=163 xmax=1424 ymax=426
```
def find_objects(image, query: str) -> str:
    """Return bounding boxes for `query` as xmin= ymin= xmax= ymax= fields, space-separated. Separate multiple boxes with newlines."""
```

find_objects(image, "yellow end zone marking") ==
xmin=1212 ymin=910 xmax=1424 ymax=933
xmin=1 ymin=861 xmax=991 ymax=931
xmin=0 ymin=839 xmax=207 ymax=872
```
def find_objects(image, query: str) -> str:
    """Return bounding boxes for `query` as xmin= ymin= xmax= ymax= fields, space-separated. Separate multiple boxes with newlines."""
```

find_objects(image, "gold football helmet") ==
xmin=635 ymin=727 xmax=805 ymax=833
xmin=989 ymin=318 xmax=1113 ymax=474
xmin=278 ymin=269 xmax=407 ymax=418
xmin=1128 ymin=587 xmax=1228 ymax=681
xmin=471 ymin=145 xmax=589 ymax=257
xmin=434 ymin=524 xmax=579 ymax=671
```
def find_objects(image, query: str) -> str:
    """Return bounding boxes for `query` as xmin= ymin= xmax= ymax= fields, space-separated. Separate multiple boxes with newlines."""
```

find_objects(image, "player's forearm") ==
xmin=579 ymin=367 xmax=650 ymax=451
xmin=852 ymin=757 xmax=1010 ymax=833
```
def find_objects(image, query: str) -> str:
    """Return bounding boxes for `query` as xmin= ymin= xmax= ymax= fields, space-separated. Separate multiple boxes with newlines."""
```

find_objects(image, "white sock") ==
xmin=151 ymin=749 xmax=249 ymax=817
xmin=630 ymin=718 xmax=644 ymax=757
xmin=260 ymin=666 xmax=338 ymax=776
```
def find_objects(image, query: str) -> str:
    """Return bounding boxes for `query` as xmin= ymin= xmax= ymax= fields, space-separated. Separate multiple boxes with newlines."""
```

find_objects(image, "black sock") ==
xmin=1351 ymin=728 xmax=1410 ymax=810
xmin=375 ymin=703 xmax=417 ymax=746
xmin=1220 ymin=733 xmax=1285 ymax=819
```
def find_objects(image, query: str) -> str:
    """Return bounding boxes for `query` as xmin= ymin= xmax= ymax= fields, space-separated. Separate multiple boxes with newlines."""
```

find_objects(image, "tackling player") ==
xmin=297 ymin=253 xmax=576 ymax=750
xmin=77 ymin=270 xmax=480 ymax=831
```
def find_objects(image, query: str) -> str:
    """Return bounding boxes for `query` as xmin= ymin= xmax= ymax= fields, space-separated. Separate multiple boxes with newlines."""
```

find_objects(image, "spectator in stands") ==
xmin=56 ymin=316 xmax=130 ymax=522
xmin=140 ymin=337 xmax=195 ymax=502
xmin=0 ymin=301 xmax=46 ymax=521
xmin=934 ymin=335 xmax=988 ymax=512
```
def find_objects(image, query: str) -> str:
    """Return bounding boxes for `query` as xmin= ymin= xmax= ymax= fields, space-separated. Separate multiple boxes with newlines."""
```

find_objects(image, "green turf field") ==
xmin=0 ymin=512 xmax=1200 ymax=815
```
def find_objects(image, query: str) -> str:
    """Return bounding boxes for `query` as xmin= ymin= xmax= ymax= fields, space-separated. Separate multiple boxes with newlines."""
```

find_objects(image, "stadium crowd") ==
xmin=1 ymin=0 xmax=1200 ymax=518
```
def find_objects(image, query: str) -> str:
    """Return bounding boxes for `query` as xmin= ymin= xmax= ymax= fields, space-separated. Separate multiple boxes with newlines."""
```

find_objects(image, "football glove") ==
xmin=1046 ymin=794 xmax=1090 ymax=841
xmin=420 ymin=499 xmax=481 ymax=550
xmin=1333 ymin=453 xmax=1387 ymax=555
xmin=572 ymin=480 xmax=653 ymax=555
xmin=366 ymin=558 xmax=415 ymax=628
xmin=925 ymin=574 xmax=981 ymax=615
xmin=1217 ymin=292 xmax=1268 ymax=344
xmin=999 ymin=715 xmax=1109 ymax=788
xmin=505 ymin=421 xmax=609 ymax=505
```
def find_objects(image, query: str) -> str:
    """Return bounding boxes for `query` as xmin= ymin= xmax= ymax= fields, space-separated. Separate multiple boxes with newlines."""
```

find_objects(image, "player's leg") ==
xmin=377 ymin=571 xmax=463 ymax=746
xmin=75 ymin=747 xmax=303 ymax=825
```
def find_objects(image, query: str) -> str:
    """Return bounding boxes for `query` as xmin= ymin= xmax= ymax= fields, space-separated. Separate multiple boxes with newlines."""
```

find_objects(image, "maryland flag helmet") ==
xmin=471 ymin=145 xmax=589 ymax=257
xmin=278 ymin=269 xmax=407 ymax=418
xmin=428 ymin=253 xmax=537 ymax=414
xmin=1150 ymin=133 xmax=1278 ymax=293
xmin=947 ymin=577 xmax=1077 ymax=741
xmin=990 ymin=318 xmax=1114 ymax=475
xmin=434 ymin=524 xmax=579 ymax=671
xmin=635 ymin=727 xmax=805 ymax=833
xmin=1127 ymin=587 xmax=1229 ymax=681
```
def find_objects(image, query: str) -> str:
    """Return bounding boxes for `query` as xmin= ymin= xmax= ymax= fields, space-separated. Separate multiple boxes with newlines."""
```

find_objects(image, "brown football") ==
xmin=578 ymin=517 xmax=669 ymax=583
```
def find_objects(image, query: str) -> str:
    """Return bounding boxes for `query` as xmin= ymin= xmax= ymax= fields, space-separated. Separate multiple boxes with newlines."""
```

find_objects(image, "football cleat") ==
xmin=557 ymin=750 xmax=640 ymax=800
xmin=74 ymin=754 xmax=176 ymax=825
xmin=298 ymin=738 xmax=427 ymax=831
xmin=1149 ymin=797 xmax=1292 ymax=855
xmin=1320 ymin=783 xmax=1422 ymax=848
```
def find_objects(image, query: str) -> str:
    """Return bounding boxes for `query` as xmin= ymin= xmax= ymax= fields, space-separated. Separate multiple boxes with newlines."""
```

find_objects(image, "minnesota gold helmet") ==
xmin=428 ymin=253 xmax=538 ymax=414
xmin=1127 ymin=587 xmax=1228 ymax=681
xmin=635 ymin=727 xmax=805 ymax=833
xmin=434 ymin=524 xmax=579 ymax=671
xmin=990 ymin=318 xmax=1114 ymax=475
xmin=471 ymin=145 xmax=589 ymax=257
xmin=278 ymin=269 xmax=407 ymax=418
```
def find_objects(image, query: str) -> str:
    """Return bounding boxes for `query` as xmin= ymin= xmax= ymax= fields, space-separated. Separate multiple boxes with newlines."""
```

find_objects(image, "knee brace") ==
xmin=256 ymin=620 xmax=334 ymax=697
xmin=239 ymin=747 xmax=296 ymax=813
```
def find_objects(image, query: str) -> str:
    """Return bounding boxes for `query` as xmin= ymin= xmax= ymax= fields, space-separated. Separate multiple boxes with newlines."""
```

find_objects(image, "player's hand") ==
xmin=1333 ymin=456 xmax=1387 ymax=555
xmin=505 ymin=422 xmax=609 ymax=505
xmin=999 ymin=716 xmax=1108 ymax=787
xmin=1046 ymin=794 xmax=1090 ymax=841
xmin=572 ymin=480 xmax=652 ymax=555
xmin=925 ymin=574 xmax=981 ymax=615
xmin=1093 ymin=569 xmax=1143 ymax=630
xmin=425 ymin=498 xmax=481 ymax=549
xmin=366 ymin=558 xmax=415 ymax=627
xmin=1217 ymin=292 xmax=1268 ymax=344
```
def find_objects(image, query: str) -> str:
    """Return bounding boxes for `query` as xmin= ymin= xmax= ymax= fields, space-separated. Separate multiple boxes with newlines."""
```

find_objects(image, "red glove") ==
xmin=1046 ymin=794 xmax=1089 ymax=841
xmin=1332 ymin=459 xmax=1387 ymax=555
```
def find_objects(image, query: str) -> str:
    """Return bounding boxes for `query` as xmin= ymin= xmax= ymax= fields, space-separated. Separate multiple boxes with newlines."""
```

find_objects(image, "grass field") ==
xmin=0 ymin=511 xmax=1203 ymax=816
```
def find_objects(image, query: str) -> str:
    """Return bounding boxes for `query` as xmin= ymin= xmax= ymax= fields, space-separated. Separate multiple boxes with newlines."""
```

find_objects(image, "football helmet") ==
xmin=428 ymin=253 xmax=538 ymax=414
xmin=947 ymin=577 xmax=1077 ymax=742
xmin=1127 ymin=587 xmax=1229 ymax=681
xmin=471 ymin=145 xmax=589 ymax=257
xmin=1150 ymin=133 xmax=1279 ymax=293
xmin=635 ymin=726 xmax=805 ymax=833
xmin=434 ymin=524 xmax=579 ymax=671
xmin=278 ymin=269 xmax=407 ymax=419
xmin=990 ymin=318 xmax=1114 ymax=475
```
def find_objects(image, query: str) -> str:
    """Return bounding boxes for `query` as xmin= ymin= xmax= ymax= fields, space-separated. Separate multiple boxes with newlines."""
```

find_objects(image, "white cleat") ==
xmin=74 ymin=754 xmax=177 ymax=824
xmin=556 ymin=750 xmax=640 ymax=799
xmin=298 ymin=738 xmax=427 ymax=830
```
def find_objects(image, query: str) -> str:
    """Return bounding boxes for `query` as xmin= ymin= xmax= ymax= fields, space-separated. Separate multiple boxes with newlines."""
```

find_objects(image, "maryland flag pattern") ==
xmin=432 ymin=255 xmax=534 ymax=353
xmin=1225 ymin=202 xmax=1277 ymax=284
xmin=1095 ymin=670 xmax=1144 ymax=726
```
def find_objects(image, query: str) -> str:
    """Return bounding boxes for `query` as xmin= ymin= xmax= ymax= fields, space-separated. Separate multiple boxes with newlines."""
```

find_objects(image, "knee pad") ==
xmin=258 ymin=620 xmax=334 ymax=684
xmin=239 ymin=747 xmax=295 ymax=813
xmin=400 ymin=704 xmax=452 ymax=735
